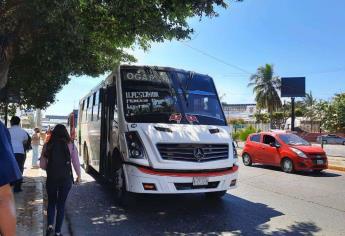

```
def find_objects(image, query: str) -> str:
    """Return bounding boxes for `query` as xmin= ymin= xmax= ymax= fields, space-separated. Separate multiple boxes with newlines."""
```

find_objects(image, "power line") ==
xmin=181 ymin=42 xmax=345 ymax=77
xmin=181 ymin=42 xmax=253 ymax=75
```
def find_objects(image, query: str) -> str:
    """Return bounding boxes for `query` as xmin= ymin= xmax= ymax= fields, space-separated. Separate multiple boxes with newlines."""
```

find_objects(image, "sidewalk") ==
xmin=15 ymin=151 xmax=71 ymax=236
xmin=235 ymin=141 xmax=345 ymax=172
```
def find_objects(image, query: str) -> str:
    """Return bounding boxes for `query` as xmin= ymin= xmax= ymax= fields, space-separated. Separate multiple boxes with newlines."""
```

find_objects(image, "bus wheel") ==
xmin=84 ymin=146 xmax=91 ymax=173
xmin=205 ymin=190 xmax=227 ymax=199
xmin=114 ymin=167 xmax=136 ymax=207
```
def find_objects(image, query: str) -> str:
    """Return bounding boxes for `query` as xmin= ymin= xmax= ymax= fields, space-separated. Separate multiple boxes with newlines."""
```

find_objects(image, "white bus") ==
xmin=78 ymin=65 xmax=238 ymax=203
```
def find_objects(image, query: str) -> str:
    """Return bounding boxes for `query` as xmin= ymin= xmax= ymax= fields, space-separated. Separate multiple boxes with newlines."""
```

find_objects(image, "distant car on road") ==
xmin=242 ymin=131 xmax=328 ymax=173
xmin=316 ymin=134 xmax=345 ymax=145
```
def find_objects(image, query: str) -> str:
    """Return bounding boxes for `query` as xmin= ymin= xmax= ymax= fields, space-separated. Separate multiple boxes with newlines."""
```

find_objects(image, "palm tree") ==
xmin=248 ymin=64 xmax=282 ymax=128
xmin=303 ymin=91 xmax=317 ymax=132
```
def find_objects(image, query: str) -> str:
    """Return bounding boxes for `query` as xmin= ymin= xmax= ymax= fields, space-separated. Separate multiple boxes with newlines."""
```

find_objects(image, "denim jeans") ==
xmin=14 ymin=153 xmax=25 ymax=191
xmin=32 ymin=145 xmax=39 ymax=166
xmin=46 ymin=179 xmax=72 ymax=233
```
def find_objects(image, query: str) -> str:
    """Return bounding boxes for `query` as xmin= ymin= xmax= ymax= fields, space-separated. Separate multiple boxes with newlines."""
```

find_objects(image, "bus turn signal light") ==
xmin=143 ymin=183 xmax=157 ymax=191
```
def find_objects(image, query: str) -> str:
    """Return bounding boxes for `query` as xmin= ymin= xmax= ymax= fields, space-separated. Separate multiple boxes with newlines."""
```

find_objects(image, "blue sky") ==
xmin=45 ymin=0 xmax=345 ymax=115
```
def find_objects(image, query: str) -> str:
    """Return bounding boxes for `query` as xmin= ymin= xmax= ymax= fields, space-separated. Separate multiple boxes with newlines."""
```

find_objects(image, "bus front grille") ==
xmin=156 ymin=143 xmax=229 ymax=162
xmin=174 ymin=181 xmax=220 ymax=190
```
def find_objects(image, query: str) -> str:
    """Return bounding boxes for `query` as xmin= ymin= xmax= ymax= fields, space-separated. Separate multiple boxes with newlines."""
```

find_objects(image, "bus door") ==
xmin=100 ymin=84 xmax=119 ymax=180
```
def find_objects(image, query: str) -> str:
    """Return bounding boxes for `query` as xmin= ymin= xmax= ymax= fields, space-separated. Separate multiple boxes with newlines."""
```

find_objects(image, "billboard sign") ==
xmin=281 ymin=77 xmax=306 ymax=97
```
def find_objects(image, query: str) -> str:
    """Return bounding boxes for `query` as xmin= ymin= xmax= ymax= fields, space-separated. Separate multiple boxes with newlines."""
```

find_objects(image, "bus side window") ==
xmin=113 ymin=86 xmax=118 ymax=122
xmin=92 ymin=92 xmax=97 ymax=121
xmin=81 ymin=100 xmax=85 ymax=123
xmin=85 ymin=97 xmax=90 ymax=121
xmin=98 ymin=89 xmax=102 ymax=120
xmin=89 ymin=95 xmax=94 ymax=121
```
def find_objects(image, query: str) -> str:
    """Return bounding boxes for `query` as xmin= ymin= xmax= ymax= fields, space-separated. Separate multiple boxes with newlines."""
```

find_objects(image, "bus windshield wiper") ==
xmin=180 ymin=72 xmax=194 ymax=107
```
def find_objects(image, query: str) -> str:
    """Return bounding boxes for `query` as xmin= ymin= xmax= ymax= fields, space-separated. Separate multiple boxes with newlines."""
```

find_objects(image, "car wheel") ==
xmin=281 ymin=158 xmax=294 ymax=173
xmin=313 ymin=169 xmax=323 ymax=174
xmin=242 ymin=153 xmax=252 ymax=166
xmin=205 ymin=190 xmax=227 ymax=199
xmin=114 ymin=167 xmax=136 ymax=207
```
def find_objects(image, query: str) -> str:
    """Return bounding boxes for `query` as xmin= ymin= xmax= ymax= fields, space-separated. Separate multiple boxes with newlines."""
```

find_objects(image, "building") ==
xmin=222 ymin=103 xmax=257 ymax=122
xmin=41 ymin=115 xmax=68 ymax=131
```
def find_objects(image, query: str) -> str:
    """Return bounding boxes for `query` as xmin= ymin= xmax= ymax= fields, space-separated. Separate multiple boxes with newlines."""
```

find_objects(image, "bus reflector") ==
xmin=143 ymin=183 xmax=157 ymax=190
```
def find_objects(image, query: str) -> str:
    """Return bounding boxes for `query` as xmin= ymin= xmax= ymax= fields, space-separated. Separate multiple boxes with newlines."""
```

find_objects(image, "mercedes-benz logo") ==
xmin=193 ymin=148 xmax=205 ymax=162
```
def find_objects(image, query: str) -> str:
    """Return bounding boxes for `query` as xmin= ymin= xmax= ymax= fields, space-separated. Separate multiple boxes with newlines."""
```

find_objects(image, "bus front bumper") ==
xmin=123 ymin=164 xmax=239 ymax=194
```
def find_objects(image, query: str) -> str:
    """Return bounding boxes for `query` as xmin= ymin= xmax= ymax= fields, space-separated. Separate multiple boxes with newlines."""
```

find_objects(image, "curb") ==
xmin=328 ymin=165 xmax=345 ymax=172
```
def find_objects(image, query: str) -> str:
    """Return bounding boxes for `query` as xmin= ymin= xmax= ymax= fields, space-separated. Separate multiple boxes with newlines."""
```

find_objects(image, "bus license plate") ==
xmin=193 ymin=177 xmax=208 ymax=186
xmin=317 ymin=160 xmax=324 ymax=165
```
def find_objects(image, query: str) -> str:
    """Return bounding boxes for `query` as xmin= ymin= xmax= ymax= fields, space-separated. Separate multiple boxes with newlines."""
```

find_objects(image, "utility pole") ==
xmin=291 ymin=97 xmax=295 ymax=131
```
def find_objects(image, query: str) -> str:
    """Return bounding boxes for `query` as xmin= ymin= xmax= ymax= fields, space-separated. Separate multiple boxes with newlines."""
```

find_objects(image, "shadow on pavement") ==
xmin=251 ymin=165 xmax=342 ymax=177
xmin=15 ymin=176 xmax=45 ymax=236
xmin=65 ymin=172 xmax=322 ymax=236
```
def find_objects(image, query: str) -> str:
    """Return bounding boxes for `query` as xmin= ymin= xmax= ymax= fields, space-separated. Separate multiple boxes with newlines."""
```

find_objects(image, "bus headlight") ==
xmin=125 ymin=131 xmax=147 ymax=159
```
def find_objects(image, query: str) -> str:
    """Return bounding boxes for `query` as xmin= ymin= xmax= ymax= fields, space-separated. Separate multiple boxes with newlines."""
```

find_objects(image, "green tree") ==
xmin=314 ymin=100 xmax=329 ymax=132
xmin=270 ymin=111 xmax=285 ymax=129
xmin=248 ymin=64 xmax=282 ymax=127
xmin=239 ymin=125 xmax=256 ymax=141
xmin=303 ymin=91 xmax=317 ymax=132
xmin=254 ymin=112 xmax=270 ymax=123
xmin=322 ymin=93 xmax=345 ymax=132
xmin=0 ymin=0 xmax=233 ymax=109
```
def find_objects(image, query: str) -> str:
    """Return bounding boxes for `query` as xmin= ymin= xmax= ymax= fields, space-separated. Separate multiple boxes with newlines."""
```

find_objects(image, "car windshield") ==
xmin=279 ymin=134 xmax=310 ymax=146
xmin=121 ymin=67 xmax=226 ymax=125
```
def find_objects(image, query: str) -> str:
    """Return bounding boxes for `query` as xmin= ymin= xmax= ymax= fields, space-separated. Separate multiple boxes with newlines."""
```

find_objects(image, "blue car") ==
xmin=317 ymin=134 xmax=345 ymax=145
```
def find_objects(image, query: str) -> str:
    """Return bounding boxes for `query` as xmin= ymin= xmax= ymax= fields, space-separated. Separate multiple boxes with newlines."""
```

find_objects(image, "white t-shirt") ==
xmin=8 ymin=125 xmax=28 ymax=154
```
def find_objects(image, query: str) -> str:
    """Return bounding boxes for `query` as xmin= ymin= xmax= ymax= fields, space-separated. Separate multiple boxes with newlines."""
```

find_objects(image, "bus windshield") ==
xmin=121 ymin=68 xmax=226 ymax=125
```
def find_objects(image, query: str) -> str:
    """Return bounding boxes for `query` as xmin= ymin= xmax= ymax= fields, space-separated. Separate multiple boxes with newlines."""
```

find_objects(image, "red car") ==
xmin=242 ymin=132 xmax=328 ymax=173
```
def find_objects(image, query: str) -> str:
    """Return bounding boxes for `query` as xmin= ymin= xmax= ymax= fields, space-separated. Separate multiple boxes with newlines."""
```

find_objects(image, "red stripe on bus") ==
xmin=137 ymin=165 xmax=239 ymax=177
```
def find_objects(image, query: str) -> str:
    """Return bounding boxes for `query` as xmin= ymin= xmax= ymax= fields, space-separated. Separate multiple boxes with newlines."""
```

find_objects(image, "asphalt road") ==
xmin=64 ymin=162 xmax=345 ymax=236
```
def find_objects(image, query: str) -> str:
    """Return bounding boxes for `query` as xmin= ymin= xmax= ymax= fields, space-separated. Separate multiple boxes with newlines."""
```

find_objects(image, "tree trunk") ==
xmin=0 ymin=35 xmax=14 ymax=90
xmin=269 ymin=111 xmax=273 ymax=129
xmin=0 ymin=63 xmax=9 ymax=89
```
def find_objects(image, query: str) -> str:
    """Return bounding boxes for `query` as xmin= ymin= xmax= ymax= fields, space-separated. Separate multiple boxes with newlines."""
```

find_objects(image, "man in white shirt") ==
xmin=8 ymin=116 xmax=28 ymax=193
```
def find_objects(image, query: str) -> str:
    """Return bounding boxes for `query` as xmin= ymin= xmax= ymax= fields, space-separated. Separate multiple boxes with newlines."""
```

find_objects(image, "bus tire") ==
xmin=84 ymin=145 xmax=91 ymax=173
xmin=205 ymin=190 xmax=227 ymax=199
xmin=114 ymin=167 xmax=136 ymax=207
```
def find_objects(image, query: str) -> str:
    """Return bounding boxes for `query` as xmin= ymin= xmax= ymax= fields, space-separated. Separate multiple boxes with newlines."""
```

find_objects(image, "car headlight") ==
xmin=125 ymin=131 xmax=147 ymax=159
xmin=290 ymin=147 xmax=307 ymax=158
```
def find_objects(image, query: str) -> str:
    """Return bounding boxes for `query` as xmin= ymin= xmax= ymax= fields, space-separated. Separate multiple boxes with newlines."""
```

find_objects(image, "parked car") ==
xmin=316 ymin=134 xmax=345 ymax=145
xmin=242 ymin=131 xmax=328 ymax=173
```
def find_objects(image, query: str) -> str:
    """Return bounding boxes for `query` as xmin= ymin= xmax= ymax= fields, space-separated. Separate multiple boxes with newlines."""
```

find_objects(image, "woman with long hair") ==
xmin=40 ymin=124 xmax=81 ymax=236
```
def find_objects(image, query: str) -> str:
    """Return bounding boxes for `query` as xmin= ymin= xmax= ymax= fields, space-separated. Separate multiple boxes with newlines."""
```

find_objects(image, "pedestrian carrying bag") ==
xmin=45 ymin=141 xmax=73 ymax=183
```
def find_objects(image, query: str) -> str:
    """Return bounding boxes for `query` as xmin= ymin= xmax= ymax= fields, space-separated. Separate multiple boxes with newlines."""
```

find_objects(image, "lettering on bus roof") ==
xmin=124 ymin=70 xmax=170 ymax=84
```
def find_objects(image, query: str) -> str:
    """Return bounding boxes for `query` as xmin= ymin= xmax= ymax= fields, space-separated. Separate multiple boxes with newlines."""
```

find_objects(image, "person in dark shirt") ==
xmin=0 ymin=120 xmax=22 ymax=235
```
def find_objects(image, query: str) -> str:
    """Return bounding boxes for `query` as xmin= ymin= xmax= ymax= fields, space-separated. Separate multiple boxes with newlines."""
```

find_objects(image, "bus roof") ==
xmin=79 ymin=64 xmax=211 ymax=104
